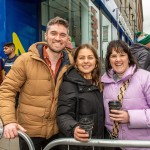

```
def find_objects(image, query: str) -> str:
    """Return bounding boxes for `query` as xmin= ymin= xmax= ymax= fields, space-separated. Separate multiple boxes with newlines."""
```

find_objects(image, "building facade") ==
xmin=114 ymin=0 xmax=143 ymax=40
xmin=0 ymin=0 xmax=143 ymax=73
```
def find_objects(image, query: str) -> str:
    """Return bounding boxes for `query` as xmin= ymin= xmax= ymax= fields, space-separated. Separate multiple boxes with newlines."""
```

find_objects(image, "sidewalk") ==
xmin=0 ymin=138 xmax=19 ymax=150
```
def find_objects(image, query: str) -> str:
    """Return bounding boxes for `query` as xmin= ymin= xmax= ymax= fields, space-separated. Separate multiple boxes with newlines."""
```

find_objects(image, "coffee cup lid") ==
xmin=109 ymin=101 xmax=121 ymax=104
xmin=79 ymin=118 xmax=93 ymax=125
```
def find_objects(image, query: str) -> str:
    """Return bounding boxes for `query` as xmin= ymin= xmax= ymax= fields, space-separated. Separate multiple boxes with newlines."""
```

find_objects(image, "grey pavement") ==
xmin=0 ymin=138 xmax=19 ymax=150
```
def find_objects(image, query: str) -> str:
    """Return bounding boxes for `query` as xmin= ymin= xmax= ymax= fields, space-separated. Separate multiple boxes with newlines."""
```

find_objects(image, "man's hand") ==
xmin=4 ymin=123 xmax=26 ymax=139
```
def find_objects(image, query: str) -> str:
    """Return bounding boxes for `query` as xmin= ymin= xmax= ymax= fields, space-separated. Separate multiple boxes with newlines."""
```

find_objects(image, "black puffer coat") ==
xmin=130 ymin=43 xmax=150 ymax=71
xmin=57 ymin=66 xmax=104 ymax=150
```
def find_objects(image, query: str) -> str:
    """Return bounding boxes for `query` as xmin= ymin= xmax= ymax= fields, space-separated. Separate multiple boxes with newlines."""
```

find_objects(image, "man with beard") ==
xmin=3 ymin=42 xmax=18 ymax=75
xmin=0 ymin=16 xmax=73 ymax=150
xmin=3 ymin=42 xmax=19 ymax=108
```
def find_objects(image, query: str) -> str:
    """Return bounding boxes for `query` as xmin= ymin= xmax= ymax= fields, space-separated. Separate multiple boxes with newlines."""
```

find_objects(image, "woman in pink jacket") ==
xmin=102 ymin=40 xmax=150 ymax=150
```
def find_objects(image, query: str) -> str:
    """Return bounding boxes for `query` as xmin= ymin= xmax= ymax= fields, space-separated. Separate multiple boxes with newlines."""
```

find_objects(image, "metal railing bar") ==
xmin=43 ymin=138 xmax=150 ymax=150
xmin=18 ymin=131 xmax=35 ymax=150
xmin=0 ymin=118 xmax=35 ymax=150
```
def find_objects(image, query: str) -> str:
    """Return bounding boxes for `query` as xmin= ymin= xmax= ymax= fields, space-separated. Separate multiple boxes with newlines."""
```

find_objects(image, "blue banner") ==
xmin=0 ymin=0 xmax=40 ymax=58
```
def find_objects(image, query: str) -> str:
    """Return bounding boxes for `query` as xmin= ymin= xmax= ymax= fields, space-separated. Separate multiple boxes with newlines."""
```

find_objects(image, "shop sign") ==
xmin=100 ymin=0 xmax=133 ymax=41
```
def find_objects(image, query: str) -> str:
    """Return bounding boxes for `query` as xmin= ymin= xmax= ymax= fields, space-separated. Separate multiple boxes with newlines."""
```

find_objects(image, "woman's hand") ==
xmin=109 ymin=110 xmax=130 ymax=123
xmin=74 ymin=126 xmax=89 ymax=142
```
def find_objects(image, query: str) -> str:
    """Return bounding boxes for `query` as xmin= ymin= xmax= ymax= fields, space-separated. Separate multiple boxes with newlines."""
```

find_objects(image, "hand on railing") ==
xmin=0 ymin=118 xmax=35 ymax=150
xmin=3 ymin=123 xmax=26 ymax=139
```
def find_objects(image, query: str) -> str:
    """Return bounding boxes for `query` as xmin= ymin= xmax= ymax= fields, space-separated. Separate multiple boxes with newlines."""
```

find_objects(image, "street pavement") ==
xmin=0 ymin=138 xmax=19 ymax=150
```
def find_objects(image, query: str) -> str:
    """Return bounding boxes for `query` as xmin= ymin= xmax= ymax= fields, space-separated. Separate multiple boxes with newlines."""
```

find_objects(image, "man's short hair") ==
xmin=4 ymin=42 xmax=15 ymax=50
xmin=46 ymin=16 xmax=69 ymax=33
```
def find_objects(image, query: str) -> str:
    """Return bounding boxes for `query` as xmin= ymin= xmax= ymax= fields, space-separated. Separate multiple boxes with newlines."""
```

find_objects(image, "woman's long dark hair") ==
xmin=105 ymin=40 xmax=138 ymax=77
xmin=74 ymin=43 xmax=102 ymax=90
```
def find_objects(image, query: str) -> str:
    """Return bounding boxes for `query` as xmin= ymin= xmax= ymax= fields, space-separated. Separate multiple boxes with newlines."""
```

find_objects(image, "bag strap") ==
xmin=117 ymin=79 xmax=130 ymax=102
xmin=111 ymin=78 xmax=130 ymax=138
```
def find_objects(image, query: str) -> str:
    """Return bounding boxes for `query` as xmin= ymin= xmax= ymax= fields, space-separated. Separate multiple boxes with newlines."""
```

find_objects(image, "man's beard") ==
xmin=47 ymin=44 xmax=66 ymax=54
xmin=5 ymin=52 xmax=12 ymax=56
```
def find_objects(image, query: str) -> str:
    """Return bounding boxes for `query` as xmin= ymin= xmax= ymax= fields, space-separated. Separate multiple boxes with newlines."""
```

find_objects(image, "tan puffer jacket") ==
xmin=0 ymin=42 xmax=74 ymax=139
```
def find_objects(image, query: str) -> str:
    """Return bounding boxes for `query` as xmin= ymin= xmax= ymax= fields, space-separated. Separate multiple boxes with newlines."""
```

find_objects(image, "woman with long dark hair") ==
xmin=57 ymin=43 xmax=104 ymax=150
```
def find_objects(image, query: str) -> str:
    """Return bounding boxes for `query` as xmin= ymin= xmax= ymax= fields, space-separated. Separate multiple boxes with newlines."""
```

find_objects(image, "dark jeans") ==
xmin=19 ymin=134 xmax=59 ymax=150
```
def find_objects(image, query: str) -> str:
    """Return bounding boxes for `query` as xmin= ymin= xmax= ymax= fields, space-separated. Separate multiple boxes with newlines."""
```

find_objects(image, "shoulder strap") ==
xmin=111 ymin=78 xmax=131 ymax=139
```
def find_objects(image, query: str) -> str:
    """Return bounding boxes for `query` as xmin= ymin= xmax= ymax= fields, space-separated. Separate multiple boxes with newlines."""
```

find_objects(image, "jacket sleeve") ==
xmin=0 ymin=55 xmax=27 ymax=125
xmin=128 ymin=109 xmax=150 ymax=128
xmin=143 ymin=51 xmax=150 ymax=71
xmin=57 ymin=81 xmax=79 ymax=137
xmin=137 ymin=48 xmax=149 ymax=69
xmin=128 ymin=72 xmax=150 ymax=128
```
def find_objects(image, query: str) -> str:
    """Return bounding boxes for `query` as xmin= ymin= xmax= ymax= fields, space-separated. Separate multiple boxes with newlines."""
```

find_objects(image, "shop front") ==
xmin=0 ymin=0 xmax=133 ymax=74
xmin=41 ymin=0 xmax=133 ymax=73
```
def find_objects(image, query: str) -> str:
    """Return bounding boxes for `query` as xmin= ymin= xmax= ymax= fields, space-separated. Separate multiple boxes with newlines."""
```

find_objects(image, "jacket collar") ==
xmin=64 ymin=66 xmax=99 ymax=92
xmin=102 ymin=65 xmax=136 ymax=83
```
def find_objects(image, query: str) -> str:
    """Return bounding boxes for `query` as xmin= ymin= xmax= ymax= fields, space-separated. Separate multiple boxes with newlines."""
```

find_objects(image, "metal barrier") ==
xmin=17 ymin=130 xmax=35 ymax=150
xmin=0 ymin=118 xmax=35 ymax=150
xmin=43 ymin=138 xmax=150 ymax=150
xmin=0 ymin=130 xmax=35 ymax=150
xmin=0 ymin=117 xmax=4 ymax=139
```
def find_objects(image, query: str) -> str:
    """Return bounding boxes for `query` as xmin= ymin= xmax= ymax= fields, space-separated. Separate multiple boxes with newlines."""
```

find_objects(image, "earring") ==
xmin=74 ymin=64 xmax=78 ymax=69
xmin=95 ymin=64 xmax=97 ymax=68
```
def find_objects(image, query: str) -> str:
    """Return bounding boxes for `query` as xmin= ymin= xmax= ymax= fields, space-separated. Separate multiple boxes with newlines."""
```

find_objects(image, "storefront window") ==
xmin=41 ymin=0 xmax=92 ymax=48
xmin=112 ymin=24 xmax=118 ymax=40
xmin=122 ymin=35 xmax=126 ymax=41
xmin=101 ymin=11 xmax=111 ymax=74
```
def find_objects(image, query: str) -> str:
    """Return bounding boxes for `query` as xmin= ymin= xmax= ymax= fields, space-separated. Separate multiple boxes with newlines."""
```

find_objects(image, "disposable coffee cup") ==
xmin=79 ymin=117 xmax=94 ymax=139
xmin=108 ymin=101 xmax=122 ymax=113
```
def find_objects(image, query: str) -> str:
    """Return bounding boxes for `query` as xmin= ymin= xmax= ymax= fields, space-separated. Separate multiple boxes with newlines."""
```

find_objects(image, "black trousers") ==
xmin=19 ymin=134 xmax=59 ymax=150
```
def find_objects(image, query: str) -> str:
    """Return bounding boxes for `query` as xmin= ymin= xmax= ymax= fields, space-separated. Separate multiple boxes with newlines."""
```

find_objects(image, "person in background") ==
xmin=102 ymin=40 xmax=150 ymax=150
xmin=3 ymin=42 xmax=18 ymax=75
xmin=66 ymin=36 xmax=73 ymax=50
xmin=66 ymin=35 xmax=76 ymax=56
xmin=0 ymin=56 xmax=3 ymax=84
xmin=0 ymin=16 xmax=73 ymax=150
xmin=3 ymin=42 xmax=19 ymax=108
xmin=57 ymin=43 xmax=104 ymax=150
xmin=130 ymin=32 xmax=150 ymax=71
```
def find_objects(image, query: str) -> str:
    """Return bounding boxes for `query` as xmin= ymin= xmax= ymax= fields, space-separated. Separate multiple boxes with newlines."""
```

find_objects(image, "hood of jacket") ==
xmin=28 ymin=42 xmax=47 ymax=58
xmin=63 ymin=66 xmax=98 ymax=91
xmin=28 ymin=42 xmax=74 ymax=64
xmin=101 ymin=65 xmax=136 ymax=84
xmin=130 ymin=43 xmax=150 ymax=55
